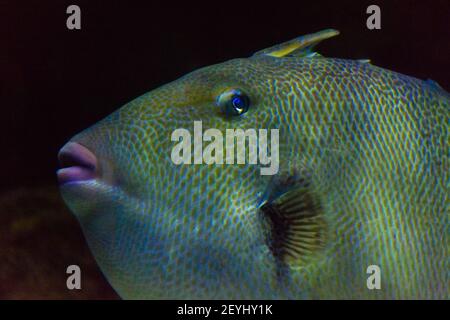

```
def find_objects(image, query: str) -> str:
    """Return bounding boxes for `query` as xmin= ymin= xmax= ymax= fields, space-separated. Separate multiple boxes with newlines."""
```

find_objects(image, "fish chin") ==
xmin=59 ymin=179 xmax=123 ymax=219
xmin=60 ymin=179 xmax=151 ymax=293
xmin=59 ymin=179 xmax=130 ymax=267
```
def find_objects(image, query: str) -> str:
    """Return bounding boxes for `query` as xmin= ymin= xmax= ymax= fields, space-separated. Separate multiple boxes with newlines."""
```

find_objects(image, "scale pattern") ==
xmin=61 ymin=53 xmax=449 ymax=299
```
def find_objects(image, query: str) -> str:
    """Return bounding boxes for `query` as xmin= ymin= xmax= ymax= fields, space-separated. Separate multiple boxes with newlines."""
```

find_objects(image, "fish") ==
xmin=57 ymin=29 xmax=449 ymax=299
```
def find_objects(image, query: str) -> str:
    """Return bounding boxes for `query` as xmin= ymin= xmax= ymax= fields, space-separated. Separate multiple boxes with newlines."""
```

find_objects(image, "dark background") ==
xmin=0 ymin=0 xmax=448 ymax=299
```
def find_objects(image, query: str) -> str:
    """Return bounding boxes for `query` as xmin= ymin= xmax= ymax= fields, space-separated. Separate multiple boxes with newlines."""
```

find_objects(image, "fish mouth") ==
xmin=57 ymin=140 xmax=139 ymax=224
xmin=57 ymin=142 xmax=98 ymax=185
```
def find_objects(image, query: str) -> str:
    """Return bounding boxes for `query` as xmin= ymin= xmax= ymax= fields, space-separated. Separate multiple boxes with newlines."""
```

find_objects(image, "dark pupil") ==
xmin=231 ymin=95 xmax=247 ymax=113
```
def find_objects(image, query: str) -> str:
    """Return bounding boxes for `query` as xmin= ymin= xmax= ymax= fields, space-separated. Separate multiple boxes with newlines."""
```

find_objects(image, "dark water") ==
xmin=0 ymin=185 xmax=119 ymax=299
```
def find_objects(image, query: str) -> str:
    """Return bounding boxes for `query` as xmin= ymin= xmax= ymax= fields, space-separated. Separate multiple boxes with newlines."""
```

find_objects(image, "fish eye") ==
xmin=217 ymin=89 xmax=250 ymax=116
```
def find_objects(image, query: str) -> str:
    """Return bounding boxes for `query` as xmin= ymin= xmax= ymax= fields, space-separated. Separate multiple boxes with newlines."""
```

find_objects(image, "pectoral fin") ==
xmin=261 ymin=181 xmax=327 ymax=268
xmin=253 ymin=29 xmax=339 ymax=58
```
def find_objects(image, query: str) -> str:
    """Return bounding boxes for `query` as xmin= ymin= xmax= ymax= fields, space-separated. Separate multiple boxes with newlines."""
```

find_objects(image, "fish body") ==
xmin=58 ymin=30 xmax=449 ymax=299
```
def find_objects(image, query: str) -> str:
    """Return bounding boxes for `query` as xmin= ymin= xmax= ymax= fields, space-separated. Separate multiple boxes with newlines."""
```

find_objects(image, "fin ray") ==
xmin=253 ymin=29 xmax=339 ymax=58
xmin=261 ymin=181 xmax=327 ymax=268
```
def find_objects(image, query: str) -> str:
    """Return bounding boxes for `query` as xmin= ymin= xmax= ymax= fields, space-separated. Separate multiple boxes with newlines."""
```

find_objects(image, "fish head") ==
xmin=58 ymin=59 xmax=288 ymax=298
xmin=57 ymin=30 xmax=339 ymax=299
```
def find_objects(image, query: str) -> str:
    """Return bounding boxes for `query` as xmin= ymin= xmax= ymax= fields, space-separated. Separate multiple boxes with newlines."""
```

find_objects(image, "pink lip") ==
xmin=57 ymin=142 xmax=98 ymax=185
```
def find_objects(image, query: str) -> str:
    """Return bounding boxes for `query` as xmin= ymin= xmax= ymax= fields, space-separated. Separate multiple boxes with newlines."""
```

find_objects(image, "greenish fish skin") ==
xmin=59 ymin=30 xmax=449 ymax=299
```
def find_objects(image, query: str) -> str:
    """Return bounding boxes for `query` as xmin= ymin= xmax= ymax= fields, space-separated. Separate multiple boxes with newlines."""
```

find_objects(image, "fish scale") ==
xmin=58 ymin=30 xmax=448 ymax=299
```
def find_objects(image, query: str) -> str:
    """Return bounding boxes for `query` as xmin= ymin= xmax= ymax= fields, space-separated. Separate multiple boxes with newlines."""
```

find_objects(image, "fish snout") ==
xmin=57 ymin=142 xmax=98 ymax=185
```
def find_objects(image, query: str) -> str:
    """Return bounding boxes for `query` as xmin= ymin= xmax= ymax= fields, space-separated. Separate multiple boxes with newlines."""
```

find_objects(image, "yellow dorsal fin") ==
xmin=253 ymin=29 xmax=339 ymax=58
